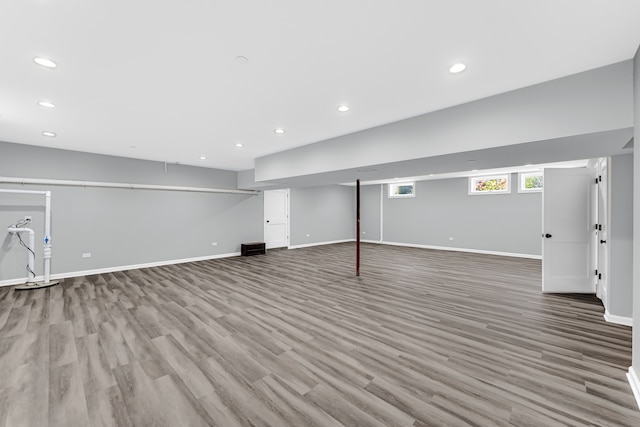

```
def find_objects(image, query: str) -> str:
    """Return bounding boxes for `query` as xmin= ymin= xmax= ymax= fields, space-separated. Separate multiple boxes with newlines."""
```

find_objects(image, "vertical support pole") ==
xmin=356 ymin=179 xmax=360 ymax=277
xmin=43 ymin=191 xmax=52 ymax=284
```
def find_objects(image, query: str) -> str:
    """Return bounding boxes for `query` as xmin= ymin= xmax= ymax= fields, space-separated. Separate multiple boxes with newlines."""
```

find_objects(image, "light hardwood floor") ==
xmin=0 ymin=242 xmax=638 ymax=426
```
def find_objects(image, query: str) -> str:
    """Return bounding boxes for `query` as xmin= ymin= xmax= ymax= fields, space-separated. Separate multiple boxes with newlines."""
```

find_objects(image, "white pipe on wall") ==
xmin=44 ymin=191 xmax=52 ymax=284
xmin=0 ymin=188 xmax=47 ymax=196
xmin=0 ymin=176 xmax=259 ymax=195
xmin=6 ymin=227 xmax=36 ymax=283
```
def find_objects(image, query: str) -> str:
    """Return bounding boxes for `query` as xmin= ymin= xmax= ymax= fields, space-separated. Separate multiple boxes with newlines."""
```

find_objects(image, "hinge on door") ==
xmin=595 ymin=178 xmax=599 ymax=184
xmin=595 ymin=269 xmax=598 ymax=276
xmin=598 ymin=273 xmax=602 ymax=280
xmin=594 ymin=224 xmax=598 ymax=230
xmin=599 ymin=224 xmax=602 ymax=231
xmin=599 ymin=175 xmax=602 ymax=182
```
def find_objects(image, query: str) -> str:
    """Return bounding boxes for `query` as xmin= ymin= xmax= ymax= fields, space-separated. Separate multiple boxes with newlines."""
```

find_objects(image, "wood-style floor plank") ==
xmin=0 ymin=242 xmax=638 ymax=426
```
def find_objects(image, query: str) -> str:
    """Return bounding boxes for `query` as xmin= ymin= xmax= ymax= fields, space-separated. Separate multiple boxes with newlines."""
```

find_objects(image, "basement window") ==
xmin=468 ymin=174 xmax=510 ymax=195
xmin=518 ymin=171 xmax=543 ymax=193
xmin=389 ymin=182 xmax=415 ymax=198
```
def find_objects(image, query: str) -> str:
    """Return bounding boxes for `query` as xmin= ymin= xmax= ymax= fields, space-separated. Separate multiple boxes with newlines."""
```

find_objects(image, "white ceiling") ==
xmin=1 ymin=0 xmax=639 ymax=172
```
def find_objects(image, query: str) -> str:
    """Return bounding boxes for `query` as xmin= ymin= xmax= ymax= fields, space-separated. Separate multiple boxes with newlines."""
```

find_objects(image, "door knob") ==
xmin=266 ymin=220 xmax=270 ymax=223
xmin=600 ymin=239 xmax=606 ymax=244
xmin=544 ymin=233 xmax=552 ymax=238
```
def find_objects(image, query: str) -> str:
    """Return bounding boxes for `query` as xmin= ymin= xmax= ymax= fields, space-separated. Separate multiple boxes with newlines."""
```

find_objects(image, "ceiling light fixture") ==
xmin=274 ymin=128 xmax=286 ymax=134
xmin=449 ymin=63 xmax=466 ymax=74
xmin=34 ymin=57 xmax=57 ymax=68
xmin=471 ymin=169 xmax=478 ymax=172
xmin=235 ymin=56 xmax=249 ymax=64
xmin=38 ymin=101 xmax=56 ymax=108
xmin=235 ymin=143 xmax=244 ymax=148
xmin=199 ymin=156 xmax=207 ymax=160
xmin=337 ymin=105 xmax=350 ymax=112
xmin=42 ymin=131 xmax=56 ymax=137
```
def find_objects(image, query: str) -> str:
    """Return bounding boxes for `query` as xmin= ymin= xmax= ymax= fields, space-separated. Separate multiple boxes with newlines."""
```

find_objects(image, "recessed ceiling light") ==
xmin=428 ymin=174 xmax=434 ymax=176
xmin=471 ymin=169 xmax=478 ymax=172
xmin=42 ymin=131 xmax=56 ymax=137
xmin=34 ymin=57 xmax=57 ymax=68
xmin=235 ymin=143 xmax=244 ymax=148
xmin=235 ymin=56 xmax=249 ymax=64
xmin=449 ymin=63 xmax=466 ymax=74
xmin=38 ymin=101 xmax=56 ymax=108
xmin=525 ymin=164 xmax=533 ymax=167
xmin=274 ymin=128 xmax=286 ymax=134
xmin=129 ymin=145 xmax=137 ymax=149
xmin=199 ymin=156 xmax=207 ymax=160
xmin=337 ymin=105 xmax=350 ymax=112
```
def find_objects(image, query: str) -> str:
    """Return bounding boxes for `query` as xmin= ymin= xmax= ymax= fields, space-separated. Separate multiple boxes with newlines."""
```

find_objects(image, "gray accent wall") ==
xmin=360 ymin=174 xmax=542 ymax=256
xmin=608 ymin=154 xmax=633 ymax=319
xmin=0 ymin=141 xmax=263 ymax=283
xmin=289 ymin=185 xmax=355 ymax=247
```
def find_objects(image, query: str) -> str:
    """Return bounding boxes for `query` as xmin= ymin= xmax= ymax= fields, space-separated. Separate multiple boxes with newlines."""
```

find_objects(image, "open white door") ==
xmin=596 ymin=158 xmax=608 ymax=306
xmin=542 ymin=168 xmax=596 ymax=293
xmin=264 ymin=189 xmax=289 ymax=249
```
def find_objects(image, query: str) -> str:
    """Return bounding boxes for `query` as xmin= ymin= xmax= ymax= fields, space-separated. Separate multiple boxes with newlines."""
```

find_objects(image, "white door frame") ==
xmin=595 ymin=158 xmax=609 ymax=308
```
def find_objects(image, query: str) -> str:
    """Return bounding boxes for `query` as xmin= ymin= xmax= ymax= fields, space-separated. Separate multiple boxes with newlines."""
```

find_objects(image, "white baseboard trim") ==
xmin=380 ymin=241 xmax=542 ymax=260
xmin=361 ymin=239 xmax=383 ymax=244
xmin=604 ymin=311 xmax=633 ymax=327
xmin=0 ymin=252 xmax=241 ymax=287
xmin=627 ymin=367 xmax=640 ymax=410
xmin=288 ymin=239 xmax=354 ymax=250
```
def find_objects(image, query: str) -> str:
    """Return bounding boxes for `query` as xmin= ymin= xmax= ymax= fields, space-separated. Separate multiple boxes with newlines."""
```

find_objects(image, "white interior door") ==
xmin=264 ymin=189 xmax=289 ymax=249
xmin=596 ymin=158 xmax=608 ymax=307
xmin=542 ymin=168 xmax=596 ymax=293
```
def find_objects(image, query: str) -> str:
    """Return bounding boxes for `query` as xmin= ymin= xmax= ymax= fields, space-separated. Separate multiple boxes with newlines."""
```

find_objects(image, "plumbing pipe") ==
xmin=7 ymin=227 xmax=36 ymax=283
xmin=0 ymin=176 xmax=259 ymax=195
xmin=44 ymin=191 xmax=52 ymax=284
xmin=0 ymin=188 xmax=47 ymax=196
xmin=1 ymin=188 xmax=56 ymax=287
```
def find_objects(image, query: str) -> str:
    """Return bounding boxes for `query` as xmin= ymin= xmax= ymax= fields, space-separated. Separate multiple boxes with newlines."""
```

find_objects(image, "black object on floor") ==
xmin=241 ymin=242 xmax=266 ymax=256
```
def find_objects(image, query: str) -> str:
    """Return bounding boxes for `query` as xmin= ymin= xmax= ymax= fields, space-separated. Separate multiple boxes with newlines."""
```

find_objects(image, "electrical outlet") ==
xmin=82 ymin=253 xmax=91 ymax=258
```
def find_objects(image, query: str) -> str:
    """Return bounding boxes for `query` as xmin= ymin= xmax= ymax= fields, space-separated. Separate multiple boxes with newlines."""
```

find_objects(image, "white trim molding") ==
xmin=381 ymin=241 xmax=542 ymax=260
xmin=0 ymin=252 xmax=240 ymax=287
xmin=604 ymin=311 xmax=633 ymax=327
xmin=288 ymin=239 xmax=354 ymax=250
xmin=627 ymin=367 xmax=640 ymax=410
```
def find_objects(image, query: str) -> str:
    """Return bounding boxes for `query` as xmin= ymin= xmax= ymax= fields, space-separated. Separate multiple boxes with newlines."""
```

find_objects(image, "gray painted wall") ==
xmin=0 ymin=141 xmax=263 ymax=283
xmin=632 ymin=46 xmax=640 ymax=374
xmin=360 ymin=174 xmax=542 ymax=256
xmin=289 ymin=185 xmax=355 ymax=247
xmin=608 ymin=154 xmax=633 ymax=319
xmin=256 ymin=61 xmax=633 ymax=182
